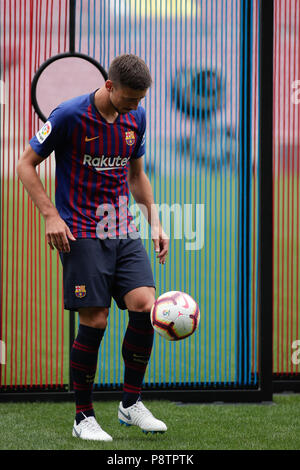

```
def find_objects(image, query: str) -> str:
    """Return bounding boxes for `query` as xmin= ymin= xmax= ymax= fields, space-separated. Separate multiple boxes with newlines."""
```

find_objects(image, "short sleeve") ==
xmin=29 ymin=105 xmax=69 ymax=159
xmin=131 ymin=107 xmax=146 ymax=159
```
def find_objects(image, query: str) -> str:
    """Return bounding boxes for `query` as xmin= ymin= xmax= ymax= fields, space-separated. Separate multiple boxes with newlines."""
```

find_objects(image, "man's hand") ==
xmin=45 ymin=213 xmax=76 ymax=253
xmin=151 ymin=226 xmax=169 ymax=265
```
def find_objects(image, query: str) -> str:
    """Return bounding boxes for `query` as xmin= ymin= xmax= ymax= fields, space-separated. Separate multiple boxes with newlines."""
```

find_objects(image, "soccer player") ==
xmin=17 ymin=54 xmax=169 ymax=441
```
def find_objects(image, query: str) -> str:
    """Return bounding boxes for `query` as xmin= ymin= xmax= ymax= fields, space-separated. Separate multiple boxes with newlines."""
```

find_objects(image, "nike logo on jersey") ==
xmin=85 ymin=135 xmax=100 ymax=142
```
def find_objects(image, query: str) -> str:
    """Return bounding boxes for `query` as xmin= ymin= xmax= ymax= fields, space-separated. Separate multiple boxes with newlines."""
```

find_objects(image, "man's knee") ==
xmin=78 ymin=306 xmax=109 ymax=329
xmin=124 ymin=287 xmax=155 ymax=312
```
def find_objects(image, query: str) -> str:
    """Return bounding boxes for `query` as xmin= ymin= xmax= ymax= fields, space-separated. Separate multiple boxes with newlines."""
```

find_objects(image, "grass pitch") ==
xmin=0 ymin=394 xmax=299 ymax=450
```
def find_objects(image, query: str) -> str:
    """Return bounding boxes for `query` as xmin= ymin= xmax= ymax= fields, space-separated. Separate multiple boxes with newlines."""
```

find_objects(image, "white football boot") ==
xmin=72 ymin=415 xmax=113 ymax=441
xmin=118 ymin=401 xmax=167 ymax=434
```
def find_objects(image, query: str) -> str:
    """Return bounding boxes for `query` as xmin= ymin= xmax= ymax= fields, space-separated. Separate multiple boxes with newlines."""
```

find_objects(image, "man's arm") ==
xmin=128 ymin=157 xmax=169 ymax=264
xmin=17 ymin=145 xmax=75 ymax=252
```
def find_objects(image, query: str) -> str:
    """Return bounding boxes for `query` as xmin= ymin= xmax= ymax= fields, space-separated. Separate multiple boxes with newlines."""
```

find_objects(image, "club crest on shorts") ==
xmin=125 ymin=131 xmax=135 ymax=146
xmin=75 ymin=285 xmax=86 ymax=298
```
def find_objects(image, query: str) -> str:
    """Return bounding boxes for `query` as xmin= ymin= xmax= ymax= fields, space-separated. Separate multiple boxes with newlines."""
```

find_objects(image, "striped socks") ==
xmin=71 ymin=313 xmax=154 ymax=421
xmin=122 ymin=310 xmax=154 ymax=408
xmin=70 ymin=323 xmax=105 ymax=424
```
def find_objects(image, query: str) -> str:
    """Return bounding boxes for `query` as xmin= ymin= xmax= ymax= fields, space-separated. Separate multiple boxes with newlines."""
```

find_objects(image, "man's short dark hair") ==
xmin=108 ymin=54 xmax=152 ymax=90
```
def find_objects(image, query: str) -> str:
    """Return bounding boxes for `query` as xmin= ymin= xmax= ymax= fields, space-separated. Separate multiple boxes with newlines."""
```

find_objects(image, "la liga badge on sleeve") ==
xmin=36 ymin=120 xmax=52 ymax=143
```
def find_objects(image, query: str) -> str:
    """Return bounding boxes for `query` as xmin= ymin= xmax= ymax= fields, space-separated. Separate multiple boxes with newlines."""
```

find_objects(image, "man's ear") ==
xmin=105 ymin=80 xmax=114 ymax=92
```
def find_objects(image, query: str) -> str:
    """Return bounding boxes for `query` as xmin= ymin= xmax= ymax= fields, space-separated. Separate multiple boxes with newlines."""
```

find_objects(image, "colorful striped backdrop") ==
xmin=0 ymin=0 xmax=298 ymax=392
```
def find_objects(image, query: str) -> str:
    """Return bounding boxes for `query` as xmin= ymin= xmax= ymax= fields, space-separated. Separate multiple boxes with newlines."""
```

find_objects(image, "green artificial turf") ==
xmin=0 ymin=394 xmax=299 ymax=450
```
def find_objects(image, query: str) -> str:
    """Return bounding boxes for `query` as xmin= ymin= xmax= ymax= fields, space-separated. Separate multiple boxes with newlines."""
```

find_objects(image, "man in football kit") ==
xmin=17 ymin=54 xmax=169 ymax=441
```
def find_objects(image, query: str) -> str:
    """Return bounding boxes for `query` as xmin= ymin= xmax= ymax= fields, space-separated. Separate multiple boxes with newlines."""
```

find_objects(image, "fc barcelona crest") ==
xmin=75 ymin=285 xmax=86 ymax=298
xmin=125 ymin=131 xmax=135 ymax=146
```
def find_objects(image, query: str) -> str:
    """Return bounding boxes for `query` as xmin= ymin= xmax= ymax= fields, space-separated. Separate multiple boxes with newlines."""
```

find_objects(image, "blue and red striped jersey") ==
xmin=30 ymin=91 xmax=146 ymax=239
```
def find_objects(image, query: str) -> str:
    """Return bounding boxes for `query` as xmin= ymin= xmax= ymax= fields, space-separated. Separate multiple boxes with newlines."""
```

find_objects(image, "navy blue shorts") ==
xmin=59 ymin=237 xmax=155 ymax=311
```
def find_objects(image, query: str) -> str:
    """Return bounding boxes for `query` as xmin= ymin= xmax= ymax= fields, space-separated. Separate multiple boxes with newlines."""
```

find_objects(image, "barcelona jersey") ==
xmin=29 ymin=90 xmax=146 ymax=239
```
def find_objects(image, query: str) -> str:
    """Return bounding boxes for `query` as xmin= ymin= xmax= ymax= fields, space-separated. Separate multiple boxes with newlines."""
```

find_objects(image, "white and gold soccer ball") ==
xmin=150 ymin=291 xmax=200 ymax=341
